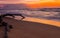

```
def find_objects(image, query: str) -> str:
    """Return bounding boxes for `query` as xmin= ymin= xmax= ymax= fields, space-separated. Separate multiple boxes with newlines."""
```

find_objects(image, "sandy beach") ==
xmin=0 ymin=17 xmax=60 ymax=38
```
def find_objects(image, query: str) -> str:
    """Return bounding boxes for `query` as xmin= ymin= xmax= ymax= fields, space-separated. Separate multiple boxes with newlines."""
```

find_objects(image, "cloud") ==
xmin=0 ymin=0 xmax=21 ymax=1
xmin=0 ymin=0 xmax=40 ymax=4
xmin=0 ymin=0 xmax=23 ymax=4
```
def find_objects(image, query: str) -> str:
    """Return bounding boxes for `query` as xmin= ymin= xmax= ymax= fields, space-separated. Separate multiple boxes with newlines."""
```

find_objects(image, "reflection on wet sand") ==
xmin=14 ymin=17 xmax=60 ymax=27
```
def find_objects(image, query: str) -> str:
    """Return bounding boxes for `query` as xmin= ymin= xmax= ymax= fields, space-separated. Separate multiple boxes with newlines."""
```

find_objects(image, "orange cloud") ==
xmin=0 ymin=0 xmax=60 ymax=8
xmin=26 ymin=2 xmax=60 ymax=8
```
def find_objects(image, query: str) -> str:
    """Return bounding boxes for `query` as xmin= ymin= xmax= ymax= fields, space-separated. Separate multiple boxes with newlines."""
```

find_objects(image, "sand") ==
xmin=0 ymin=17 xmax=60 ymax=38
xmin=14 ymin=17 xmax=60 ymax=27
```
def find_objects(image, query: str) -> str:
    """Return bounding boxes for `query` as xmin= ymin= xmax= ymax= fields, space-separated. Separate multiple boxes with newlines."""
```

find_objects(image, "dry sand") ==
xmin=0 ymin=17 xmax=60 ymax=38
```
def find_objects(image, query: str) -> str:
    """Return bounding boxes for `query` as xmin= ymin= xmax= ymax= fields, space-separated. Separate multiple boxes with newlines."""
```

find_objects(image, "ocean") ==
xmin=0 ymin=10 xmax=60 ymax=21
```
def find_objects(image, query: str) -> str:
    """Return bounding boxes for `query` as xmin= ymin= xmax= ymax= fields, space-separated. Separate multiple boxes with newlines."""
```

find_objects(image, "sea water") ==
xmin=0 ymin=10 xmax=60 ymax=21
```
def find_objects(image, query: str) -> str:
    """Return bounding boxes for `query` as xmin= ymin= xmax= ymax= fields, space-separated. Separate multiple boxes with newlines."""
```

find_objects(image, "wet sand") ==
xmin=0 ymin=17 xmax=60 ymax=38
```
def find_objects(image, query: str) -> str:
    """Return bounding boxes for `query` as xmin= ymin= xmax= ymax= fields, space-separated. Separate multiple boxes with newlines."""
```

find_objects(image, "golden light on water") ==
xmin=23 ymin=17 xmax=60 ymax=27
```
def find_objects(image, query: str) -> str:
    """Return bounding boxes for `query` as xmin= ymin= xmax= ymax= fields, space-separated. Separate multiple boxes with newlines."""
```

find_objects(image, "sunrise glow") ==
xmin=26 ymin=2 xmax=60 ymax=8
xmin=0 ymin=0 xmax=60 ymax=8
xmin=24 ymin=0 xmax=60 ymax=8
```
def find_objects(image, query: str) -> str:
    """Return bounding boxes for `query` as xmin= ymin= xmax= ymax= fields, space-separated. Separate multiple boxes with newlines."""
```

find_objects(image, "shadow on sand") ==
xmin=0 ymin=17 xmax=60 ymax=38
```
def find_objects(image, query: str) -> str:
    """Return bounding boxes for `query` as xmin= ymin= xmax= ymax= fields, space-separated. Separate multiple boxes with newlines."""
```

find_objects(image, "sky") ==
xmin=0 ymin=0 xmax=60 ymax=4
xmin=0 ymin=0 xmax=60 ymax=8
